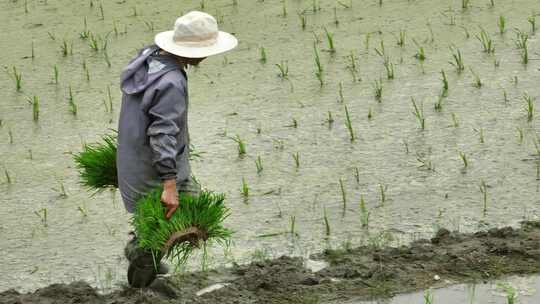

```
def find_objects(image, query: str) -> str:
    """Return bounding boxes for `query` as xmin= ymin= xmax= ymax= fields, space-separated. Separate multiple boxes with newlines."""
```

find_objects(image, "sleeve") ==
xmin=146 ymin=80 xmax=186 ymax=181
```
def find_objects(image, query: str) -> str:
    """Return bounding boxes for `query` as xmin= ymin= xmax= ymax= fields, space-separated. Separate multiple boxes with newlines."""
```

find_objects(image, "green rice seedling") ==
xmin=53 ymin=65 xmax=59 ymax=84
xmin=143 ymin=20 xmax=155 ymax=32
xmin=339 ymin=178 xmax=347 ymax=210
xmin=337 ymin=0 xmax=352 ymax=8
xmin=68 ymin=85 xmax=78 ymax=116
xmin=78 ymin=205 xmax=88 ymax=217
xmin=285 ymin=118 xmax=298 ymax=128
xmin=89 ymin=34 xmax=99 ymax=51
xmin=451 ymin=113 xmax=459 ymax=127
xmin=396 ymin=29 xmax=406 ymax=46
xmin=34 ymin=208 xmax=48 ymax=227
xmin=326 ymin=111 xmax=334 ymax=125
xmin=314 ymin=44 xmax=324 ymax=86
xmin=434 ymin=95 xmax=444 ymax=111
xmin=131 ymin=5 xmax=138 ymax=17
xmin=403 ymin=140 xmax=409 ymax=153
xmin=384 ymin=61 xmax=395 ymax=79
xmin=490 ymin=0 xmax=495 ymax=7
xmin=474 ymin=128 xmax=485 ymax=143
xmin=441 ymin=69 xmax=449 ymax=96
xmin=494 ymin=58 xmax=500 ymax=67
xmin=133 ymin=189 xmax=231 ymax=265
xmin=479 ymin=180 xmax=488 ymax=213
xmin=31 ymin=41 xmax=35 ymax=59
xmin=528 ymin=15 xmax=536 ymax=33
xmin=73 ymin=134 xmax=118 ymax=191
xmin=416 ymin=152 xmax=435 ymax=171
xmin=503 ymin=89 xmax=509 ymax=102
xmin=379 ymin=184 xmax=387 ymax=205
xmin=449 ymin=48 xmax=465 ymax=73
xmin=459 ymin=151 xmax=468 ymax=169
xmin=415 ymin=46 xmax=426 ymax=61
xmin=281 ymin=0 xmax=287 ymax=17
xmin=84 ymin=64 xmax=91 ymax=82
xmin=476 ymin=28 xmax=495 ymax=53
xmin=348 ymin=51 xmax=357 ymax=72
xmin=89 ymin=0 xmax=94 ymax=7
xmin=52 ymin=181 xmax=68 ymax=198
xmin=289 ymin=215 xmax=296 ymax=235
xmin=298 ymin=13 xmax=307 ymax=30
xmin=359 ymin=195 xmax=369 ymax=228
xmin=411 ymin=98 xmax=426 ymax=130
xmin=231 ymin=134 xmax=246 ymax=155
xmin=113 ymin=20 xmax=120 ymax=36
xmin=523 ymin=92 xmax=534 ymax=121
xmin=107 ymin=85 xmax=113 ymax=113
xmin=364 ymin=32 xmax=371 ymax=51
xmin=354 ymin=167 xmax=360 ymax=183
xmin=427 ymin=22 xmax=435 ymax=43
xmin=30 ymin=95 xmax=39 ymax=122
xmin=461 ymin=0 xmax=470 ymax=9
xmin=4 ymin=168 xmax=11 ymax=184
xmin=232 ymin=0 xmax=238 ymax=6
xmin=104 ymin=51 xmax=111 ymax=68
xmin=368 ymin=107 xmax=373 ymax=120
xmin=241 ymin=177 xmax=249 ymax=197
xmin=99 ymin=2 xmax=104 ymax=20
xmin=424 ymin=289 xmax=434 ymax=304
xmin=312 ymin=0 xmax=320 ymax=12
xmin=516 ymin=127 xmax=524 ymax=144
xmin=24 ymin=0 xmax=28 ymax=13
xmin=521 ymin=46 xmax=528 ymax=64
xmin=80 ymin=29 xmax=90 ymax=39
xmin=374 ymin=40 xmax=386 ymax=60
xmin=255 ymin=156 xmax=263 ymax=174
xmin=8 ymin=129 xmax=13 ymax=144
xmin=12 ymin=67 xmax=22 ymax=91
xmin=292 ymin=152 xmax=300 ymax=168
xmin=498 ymin=15 xmax=506 ymax=34
xmin=275 ymin=61 xmax=289 ymax=78
xmin=374 ymin=78 xmax=383 ymax=102
xmin=514 ymin=29 xmax=528 ymax=49
xmin=323 ymin=207 xmax=331 ymax=236
xmin=512 ymin=76 xmax=519 ymax=85
xmin=344 ymin=105 xmax=355 ymax=141
xmin=60 ymin=39 xmax=69 ymax=56
xmin=47 ymin=31 xmax=56 ymax=41
xmin=338 ymin=82 xmax=344 ymax=103
xmin=324 ymin=27 xmax=335 ymax=53
xmin=469 ymin=67 xmax=482 ymax=88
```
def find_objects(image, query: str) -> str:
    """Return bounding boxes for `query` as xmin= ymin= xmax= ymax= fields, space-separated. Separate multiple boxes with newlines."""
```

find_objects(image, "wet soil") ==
xmin=2 ymin=221 xmax=539 ymax=304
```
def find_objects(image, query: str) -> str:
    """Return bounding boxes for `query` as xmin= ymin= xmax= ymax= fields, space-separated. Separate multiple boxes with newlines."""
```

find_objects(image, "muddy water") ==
xmin=0 ymin=0 xmax=539 ymax=293
xmin=346 ymin=275 xmax=540 ymax=304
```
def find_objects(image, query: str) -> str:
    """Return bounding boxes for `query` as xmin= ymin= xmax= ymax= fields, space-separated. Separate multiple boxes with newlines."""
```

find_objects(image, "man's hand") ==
xmin=161 ymin=179 xmax=178 ymax=219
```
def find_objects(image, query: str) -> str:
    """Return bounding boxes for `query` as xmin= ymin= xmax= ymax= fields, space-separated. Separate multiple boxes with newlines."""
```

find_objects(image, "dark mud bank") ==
xmin=2 ymin=221 xmax=540 ymax=304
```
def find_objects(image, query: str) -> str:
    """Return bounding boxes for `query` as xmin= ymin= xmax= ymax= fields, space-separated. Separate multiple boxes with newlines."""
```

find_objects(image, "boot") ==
xmin=124 ymin=234 xmax=164 ymax=288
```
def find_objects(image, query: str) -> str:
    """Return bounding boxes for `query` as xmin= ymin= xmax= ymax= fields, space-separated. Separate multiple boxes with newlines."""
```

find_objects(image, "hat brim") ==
xmin=155 ymin=31 xmax=238 ymax=58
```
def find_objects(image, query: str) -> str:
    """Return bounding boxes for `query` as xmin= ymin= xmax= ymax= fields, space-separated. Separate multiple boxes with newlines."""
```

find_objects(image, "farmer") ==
xmin=116 ymin=11 xmax=237 ymax=289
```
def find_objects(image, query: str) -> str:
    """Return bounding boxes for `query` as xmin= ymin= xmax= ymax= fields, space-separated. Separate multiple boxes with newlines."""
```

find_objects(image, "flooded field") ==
xmin=0 ymin=0 xmax=539 ymax=299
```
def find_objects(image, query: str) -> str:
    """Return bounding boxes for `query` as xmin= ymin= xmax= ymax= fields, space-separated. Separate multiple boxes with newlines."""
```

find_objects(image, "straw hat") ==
xmin=155 ymin=11 xmax=238 ymax=58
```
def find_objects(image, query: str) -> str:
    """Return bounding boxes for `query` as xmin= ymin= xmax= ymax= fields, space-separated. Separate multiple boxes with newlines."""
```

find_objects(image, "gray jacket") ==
xmin=117 ymin=45 xmax=193 ymax=213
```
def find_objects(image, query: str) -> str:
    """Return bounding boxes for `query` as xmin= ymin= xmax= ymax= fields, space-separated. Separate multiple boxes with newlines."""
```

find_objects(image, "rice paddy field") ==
xmin=1 ymin=0 xmax=539 ymax=302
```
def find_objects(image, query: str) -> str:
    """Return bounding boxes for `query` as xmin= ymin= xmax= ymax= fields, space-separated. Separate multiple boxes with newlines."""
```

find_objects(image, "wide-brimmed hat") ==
xmin=155 ymin=11 xmax=238 ymax=58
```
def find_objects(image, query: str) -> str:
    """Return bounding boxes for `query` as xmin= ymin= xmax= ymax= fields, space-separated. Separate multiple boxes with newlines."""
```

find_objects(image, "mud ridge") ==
xmin=2 ymin=221 xmax=539 ymax=304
